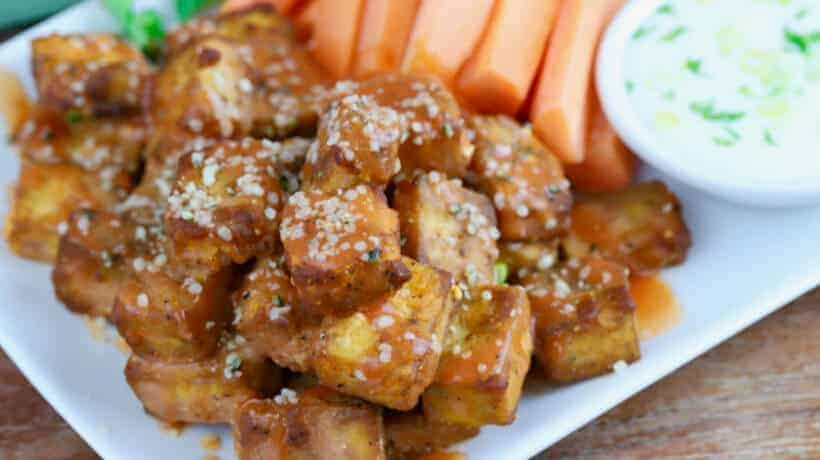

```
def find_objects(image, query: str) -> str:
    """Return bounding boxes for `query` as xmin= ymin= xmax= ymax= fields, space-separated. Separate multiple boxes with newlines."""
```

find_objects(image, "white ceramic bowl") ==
xmin=596 ymin=0 xmax=820 ymax=208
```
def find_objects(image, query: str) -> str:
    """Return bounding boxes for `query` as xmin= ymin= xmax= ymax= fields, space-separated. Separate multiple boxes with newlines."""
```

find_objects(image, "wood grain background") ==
xmin=1 ymin=288 xmax=817 ymax=460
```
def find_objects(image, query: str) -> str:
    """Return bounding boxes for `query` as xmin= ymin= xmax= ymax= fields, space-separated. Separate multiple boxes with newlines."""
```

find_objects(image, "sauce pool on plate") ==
xmin=630 ymin=275 xmax=681 ymax=340
xmin=623 ymin=0 xmax=820 ymax=186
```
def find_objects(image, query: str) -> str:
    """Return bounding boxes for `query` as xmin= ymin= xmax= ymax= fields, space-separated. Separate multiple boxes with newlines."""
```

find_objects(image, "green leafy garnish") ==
xmin=657 ymin=4 xmax=674 ymax=15
xmin=632 ymin=25 xmax=655 ymax=40
xmin=795 ymin=8 xmax=809 ymax=20
xmin=689 ymin=100 xmax=746 ymax=122
xmin=493 ymin=262 xmax=509 ymax=285
xmin=764 ymin=129 xmax=777 ymax=146
xmin=103 ymin=0 xmax=165 ymax=59
xmin=64 ymin=109 xmax=83 ymax=124
xmin=784 ymin=28 xmax=820 ymax=55
xmin=738 ymin=84 xmax=754 ymax=97
xmin=177 ymin=0 xmax=219 ymax=22
xmin=685 ymin=58 xmax=703 ymax=75
xmin=713 ymin=127 xmax=741 ymax=147
xmin=661 ymin=25 xmax=687 ymax=42
xmin=626 ymin=80 xmax=635 ymax=93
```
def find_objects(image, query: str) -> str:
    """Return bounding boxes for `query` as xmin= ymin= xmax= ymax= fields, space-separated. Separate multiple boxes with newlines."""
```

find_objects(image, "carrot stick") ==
xmin=456 ymin=0 xmax=560 ymax=115
xmin=221 ymin=0 xmax=303 ymax=14
xmin=311 ymin=0 xmax=366 ymax=78
xmin=353 ymin=0 xmax=420 ymax=78
xmin=529 ymin=0 xmax=625 ymax=164
xmin=401 ymin=0 xmax=496 ymax=87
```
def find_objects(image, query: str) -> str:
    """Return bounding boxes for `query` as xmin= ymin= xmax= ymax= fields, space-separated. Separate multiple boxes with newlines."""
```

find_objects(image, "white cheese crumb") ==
xmin=217 ymin=226 xmax=233 ymax=241
xmin=136 ymin=293 xmax=149 ymax=308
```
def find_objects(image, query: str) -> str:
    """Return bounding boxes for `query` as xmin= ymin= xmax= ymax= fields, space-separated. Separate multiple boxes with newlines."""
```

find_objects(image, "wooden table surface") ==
xmin=2 ymin=288 xmax=817 ymax=460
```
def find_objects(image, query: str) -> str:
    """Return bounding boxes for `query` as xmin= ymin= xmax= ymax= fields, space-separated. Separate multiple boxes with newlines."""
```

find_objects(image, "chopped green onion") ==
xmin=493 ymin=262 xmax=509 ymax=285
xmin=661 ymin=26 xmax=687 ymax=42
xmin=689 ymin=100 xmax=745 ymax=122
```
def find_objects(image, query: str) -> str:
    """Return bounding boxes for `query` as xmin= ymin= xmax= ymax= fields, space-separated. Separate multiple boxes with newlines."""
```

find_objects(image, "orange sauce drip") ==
xmin=0 ymin=68 xmax=31 ymax=136
xmin=629 ymin=275 xmax=681 ymax=340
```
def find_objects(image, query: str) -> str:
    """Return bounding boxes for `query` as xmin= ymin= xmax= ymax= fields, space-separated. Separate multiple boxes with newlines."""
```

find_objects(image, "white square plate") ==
xmin=1 ymin=2 xmax=819 ymax=459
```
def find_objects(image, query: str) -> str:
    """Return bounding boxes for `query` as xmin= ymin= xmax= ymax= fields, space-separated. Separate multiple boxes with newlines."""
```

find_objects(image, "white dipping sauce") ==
xmin=624 ymin=0 xmax=820 ymax=185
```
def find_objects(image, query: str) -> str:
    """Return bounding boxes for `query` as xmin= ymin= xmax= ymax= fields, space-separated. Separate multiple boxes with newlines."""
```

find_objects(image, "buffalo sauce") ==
xmin=629 ymin=274 xmax=681 ymax=340
xmin=0 ymin=68 xmax=31 ymax=137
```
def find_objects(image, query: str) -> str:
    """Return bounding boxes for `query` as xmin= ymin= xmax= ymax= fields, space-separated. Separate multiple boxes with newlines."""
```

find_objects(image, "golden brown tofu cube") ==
xmin=469 ymin=115 xmax=572 ymax=241
xmin=301 ymin=93 xmax=403 ymax=191
xmin=322 ymin=75 xmax=473 ymax=177
xmin=52 ymin=210 xmax=160 ymax=317
xmin=31 ymin=34 xmax=152 ymax=117
xmin=280 ymin=185 xmax=409 ymax=316
xmin=17 ymin=111 xmax=146 ymax=181
xmin=5 ymin=161 xmax=127 ymax=262
xmin=312 ymin=258 xmax=453 ymax=410
xmin=234 ymin=255 xmax=316 ymax=372
xmin=154 ymin=36 xmax=253 ymax=137
xmin=565 ymin=181 xmax=692 ymax=275
xmin=164 ymin=138 xmax=288 ymax=268
xmin=394 ymin=171 xmax=499 ymax=286
xmin=233 ymin=386 xmax=385 ymax=460
xmin=384 ymin=411 xmax=478 ymax=460
xmin=522 ymin=256 xmax=640 ymax=382
xmin=111 ymin=265 xmax=234 ymax=363
xmin=126 ymin=344 xmax=281 ymax=424
xmin=497 ymin=240 xmax=559 ymax=282
xmin=423 ymin=285 xmax=532 ymax=427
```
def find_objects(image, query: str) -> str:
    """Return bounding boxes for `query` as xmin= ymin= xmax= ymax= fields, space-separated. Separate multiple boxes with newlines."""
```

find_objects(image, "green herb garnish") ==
xmin=442 ymin=123 xmax=454 ymax=138
xmin=103 ymin=0 xmax=165 ymax=59
xmin=367 ymin=248 xmax=381 ymax=262
xmin=689 ymin=100 xmax=745 ymax=122
xmin=177 ymin=0 xmax=219 ymax=22
xmin=685 ymin=58 xmax=703 ymax=75
xmin=273 ymin=295 xmax=283 ymax=307
xmin=657 ymin=4 xmax=674 ymax=15
xmin=632 ymin=25 xmax=655 ymax=40
xmin=795 ymin=8 xmax=809 ymax=20
xmin=64 ymin=109 xmax=83 ymax=124
xmin=764 ymin=129 xmax=777 ymax=146
xmin=712 ymin=127 xmax=741 ymax=147
xmin=661 ymin=25 xmax=687 ymax=42
xmin=493 ymin=262 xmax=509 ymax=285
xmin=626 ymin=80 xmax=635 ymax=93
xmin=784 ymin=28 xmax=820 ymax=55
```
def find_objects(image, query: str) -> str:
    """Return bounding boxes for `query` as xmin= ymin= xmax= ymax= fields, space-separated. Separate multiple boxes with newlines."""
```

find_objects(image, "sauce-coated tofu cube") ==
xmin=564 ymin=181 xmax=692 ymax=275
xmin=394 ymin=171 xmax=499 ymax=286
xmin=234 ymin=255 xmax=315 ymax=373
xmin=52 ymin=210 xmax=162 ymax=317
xmin=126 ymin=344 xmax=281 ymax=424
xmin=164 ymin=138 xmax=289 ymax=268
xmin=469 ymin=115 xmax=572 ymax=241
xmin=301 ymin=93 xmax=403 ymax=190
xmin=280 ymin=185 xmax=409 ymax=315
xmin=233 ymin=386 xmax=385 ymax=460
xmin=384 ymin=411 xmax=478 ymax=460
xmin=5 ymin=161 xmax=127 ymax=262
xmin=312 ymin=258 xmax=453 ymax=410
xmin=423 ymin=285 xmax=532 ymax=427
xmin=31 ymin=34 xmax=152 ymax=117
xmin=112 ymin=265 xmax=235 ymax=363
xmin=522 ymin=256 xmax=640 ymax=382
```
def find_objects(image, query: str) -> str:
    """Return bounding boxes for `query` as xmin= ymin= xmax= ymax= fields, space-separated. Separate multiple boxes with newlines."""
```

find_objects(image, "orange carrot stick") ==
xmin=353 ymin=0 xmax=420 ymax=78
xmin=401 ymin=0 xmax=496 ymax=87
xmin=456 ymin=0 xmax=560 ymax=115
xmin=311 ymin=0 xmax=366 ymax=78
xmin=529 ymin=0 xmax=625 ymax=164
xmin=221 ymin=0 xmax=303 ymax=14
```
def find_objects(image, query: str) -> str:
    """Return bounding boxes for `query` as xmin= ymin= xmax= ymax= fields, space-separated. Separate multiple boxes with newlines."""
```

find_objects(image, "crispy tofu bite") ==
xmin=31 ymin=33 xmax=152 ymax=117
xmin=497 ymin=240 xmax=560 ymax=282
xmin=5 ymin=161 xmax=128 ymax=262
xmin=423 ymin=285 xmax=532 ymax=427
xmin=280 ymin=185 xmax=409 ymax=316
xmin=564 ymin=181 xmax=692 ymax=275
xmin=111 ymin=265 xmax=235 ymax=363
xmin=17 ymin=110 xmax=146 ymax=183
xmin=324 ymin=75 xmax=473 ymax=177
xmin=393 ymin=171 xmax=500 ymax=286
xmin=234 ymin=255 xmax=316 ymax=372
xmin=469 ymin=115 xmax=572 ymax=241
xmin=312 ymin=258 xmax=453 ymax=410
xmin=164 ymin=138 xmax=289 ymax=268
xmin=522 ymin=256 xmax=640 ymax=382
xmin=301 ymin=94 xmax=404 ymax=191
xmin=154 ymin=36 xmax=253 ymax=137
xmin=126 ymin=344 xmax=281 ymax=424
xmin=233 ymin=386 xmax=385 ymax=460
xmin=52 ymin=210 xmax=163 ymax=317
xmin=384 ymin=411 xmax=479 ymax=460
